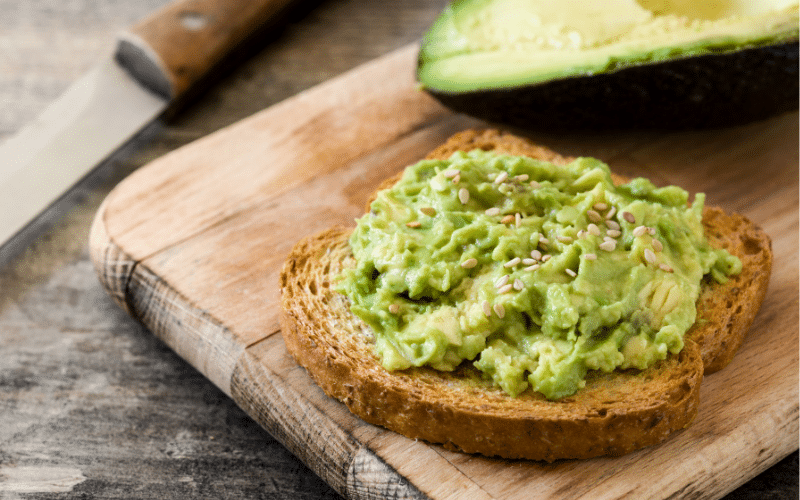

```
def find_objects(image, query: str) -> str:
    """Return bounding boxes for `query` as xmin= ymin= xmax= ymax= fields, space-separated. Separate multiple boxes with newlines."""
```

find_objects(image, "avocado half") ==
xmin=417 ymin=0 xmax=799 ymax=130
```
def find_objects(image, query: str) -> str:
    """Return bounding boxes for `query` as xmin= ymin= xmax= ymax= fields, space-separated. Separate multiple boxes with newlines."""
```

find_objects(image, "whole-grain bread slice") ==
xmin=279 ymin=129 xmax=772 ymax=461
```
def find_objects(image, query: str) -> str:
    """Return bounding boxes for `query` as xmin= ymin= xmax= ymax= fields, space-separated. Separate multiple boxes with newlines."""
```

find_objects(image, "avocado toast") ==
xmin=279 ymin=129 xmax=772 ymax=461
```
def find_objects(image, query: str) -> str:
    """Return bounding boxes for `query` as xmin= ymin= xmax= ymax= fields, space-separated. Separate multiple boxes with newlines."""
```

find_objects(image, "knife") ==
xmin=0 ymin=0 xmax=301 ymax=262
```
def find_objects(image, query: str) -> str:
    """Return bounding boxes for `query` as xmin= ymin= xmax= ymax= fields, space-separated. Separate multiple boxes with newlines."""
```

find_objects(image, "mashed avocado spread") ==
xmin=337 ymin=150 xmax=741 ymax=400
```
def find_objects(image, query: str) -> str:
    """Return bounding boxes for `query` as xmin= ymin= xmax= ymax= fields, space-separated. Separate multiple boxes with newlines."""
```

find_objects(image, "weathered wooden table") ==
xmin=1 ymin=1 xmax=796 ymax=498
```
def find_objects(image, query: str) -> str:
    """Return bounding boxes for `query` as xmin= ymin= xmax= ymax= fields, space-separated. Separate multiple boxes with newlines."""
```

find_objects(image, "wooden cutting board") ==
xmin=89 ymin=43 xmax=799 ymax=500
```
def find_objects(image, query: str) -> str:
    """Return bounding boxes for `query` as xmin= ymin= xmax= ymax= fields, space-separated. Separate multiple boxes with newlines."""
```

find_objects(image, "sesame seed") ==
xmin=593 ymin=202 xmax=608 ymax=211
xmin=587 ymin=210 xmax=603 ymax=223
xmin=531 ymin=250 xmax=542 ymax=260
xmin=501 ymin=214 xmax=515 ymax=224
xmin=652 ymin=239 xmax=663 ymax=252
xmin=539 ymin=236 xmax=550 ymax=245
xmin=633 ymin=225 xmax=648 ymax=237
xmin=458 ymin=188 xmax=470 ymax=204
xmin=604 ymin=235 xmax=616 ymax=242
xmin=566 ymin=269 xmax=577 ymax=277
xmin=577 ymin=230 xmax=587 ymax=239
xmin=420 ymin=207 xmax=436 ymax=217
xmin=494 ymin=171 xmax=508 ymax=184
xmin=389 ymin=304 xmax=400 ymax=314
xmin=495 ymin=275 xmax=510 ymax=288
xmin=493 ymin=304 xmax=506 ymax=319
xmin=644 ymin=248 xmax=656 ymax=263
xmin=622 ymin=211 xmax=636 ymax=224
xmin=442 ymin=169 xmax=459 ymax=178
xmin=461 ymin=258 xmax=478 ymax=269
xmin=452 ymin=174 xmax=461 ymax=184
xmin=587 ymin=223 xmax=601 ymax=236
xmin=541 ymin=254 xmax=552 ymax=262
xmin=406 ymin=221 xmax=421 ymax=228
xmin=513 ymin=279 xmax=525 ymax=291
xmin=482 ymin=301 xmax=492 ymax=316
xmin=485 ymin=207 xmax=501 ymax=216
xmin=605 ymin=206 xmax=617 ymax=220
xmin=648 ymin=226 xmax=656 ymax=236
xmin=524 ymin=264 xmax=540 ymax=271
xmin=599 ymin=240 xmax=616 ymax=252
xmin=530 ymin=180 xmax=541 ymax=189
xmin=515 ymin=174 xmax=529 ymax=182
xmin=606 ymin=220 xmax=621 ymax=231
xmin=557 ymin=235 xmax=573 ymax=243
xmin=659 ymin=263 xmax=674 ymax=273
xmin=504 ymin=257 xmax=521 ymax=268
xmin=498 ymin=284 xmax=513 ymax=294
xmin=606 ymin=229 xmax=622 ymax=238
xmin=584 ymin=253 xmax=597 ymax=260
xmin=522 ymin=258 xmax=537 ymax=265
xmin=515 ymin=213 xmax=522 ymax=228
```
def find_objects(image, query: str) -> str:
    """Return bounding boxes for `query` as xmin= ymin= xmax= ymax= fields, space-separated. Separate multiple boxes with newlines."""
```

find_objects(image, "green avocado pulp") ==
xmin=418 ymin=0 xmax=799 ymax=93
xmin=336 ymin=150 xmax=741 ymax=400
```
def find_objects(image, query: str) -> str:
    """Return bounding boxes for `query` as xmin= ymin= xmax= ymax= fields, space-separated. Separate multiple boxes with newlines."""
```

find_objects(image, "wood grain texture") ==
xmin=89 ymin=41 xmax=799 ymax=500
xmin=0 ymin=3 xmax=446 ymax=494
xmin=233 ymin=338 xmax=429 ymax=500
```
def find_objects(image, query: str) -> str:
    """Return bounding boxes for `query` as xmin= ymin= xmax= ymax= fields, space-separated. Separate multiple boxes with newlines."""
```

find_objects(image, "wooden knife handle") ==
xmin=116 ymin=0 xmax=298 ymax=100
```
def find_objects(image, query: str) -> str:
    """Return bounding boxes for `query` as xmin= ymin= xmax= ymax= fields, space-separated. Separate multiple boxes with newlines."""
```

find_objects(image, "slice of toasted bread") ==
xmin=279 ymin=129 xmax=772 ymax=461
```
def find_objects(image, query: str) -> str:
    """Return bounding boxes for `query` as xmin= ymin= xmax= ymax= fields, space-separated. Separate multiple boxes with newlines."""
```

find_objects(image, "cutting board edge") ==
xmin=89 ymin=195 xmax=135 ymax=316
xmin=232 ymin=343 xmax=436 ymax=500
xmin=88 ymin=199 xmax=437 ymax=500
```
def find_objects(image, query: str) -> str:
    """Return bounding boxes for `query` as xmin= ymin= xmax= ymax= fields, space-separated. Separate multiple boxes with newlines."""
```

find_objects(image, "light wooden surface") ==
xmin=1 ymin=0 xmax=797 ymax=498
xmin=91 ymin=41 xmax=799 ymax=499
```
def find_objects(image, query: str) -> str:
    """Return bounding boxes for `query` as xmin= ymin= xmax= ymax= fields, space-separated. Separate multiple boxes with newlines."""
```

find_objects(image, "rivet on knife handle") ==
xmin=116 ymin=0 xmax=296 ymax=100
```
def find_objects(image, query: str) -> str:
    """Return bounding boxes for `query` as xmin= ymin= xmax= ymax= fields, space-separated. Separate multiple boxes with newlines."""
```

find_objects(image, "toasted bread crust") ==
xmin=280 ymin=227 xmax=705 ymax=461
xmin=279 ymin=129 xmax=772 ymax=461
xmin=688 ymin=207 xmax=772 ymax=372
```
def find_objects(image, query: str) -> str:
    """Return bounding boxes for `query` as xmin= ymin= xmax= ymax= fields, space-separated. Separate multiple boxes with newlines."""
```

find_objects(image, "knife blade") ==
xmin=0 ymin=0 xmax=301 ymax=261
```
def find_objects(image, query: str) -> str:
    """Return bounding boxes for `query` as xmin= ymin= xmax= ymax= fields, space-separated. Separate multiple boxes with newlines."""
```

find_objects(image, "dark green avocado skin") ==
xmin=421 ymin=42 xmax=798 ymax=130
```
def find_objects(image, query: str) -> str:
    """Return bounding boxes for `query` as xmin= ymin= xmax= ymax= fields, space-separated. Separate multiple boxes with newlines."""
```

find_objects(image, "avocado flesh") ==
xmin=418 ymin=0 xmax=799 ymax=93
